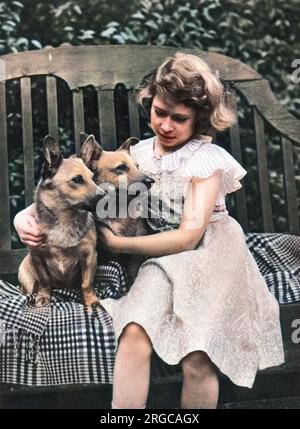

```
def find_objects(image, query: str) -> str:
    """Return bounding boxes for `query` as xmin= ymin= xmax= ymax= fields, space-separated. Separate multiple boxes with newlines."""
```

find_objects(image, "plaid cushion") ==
xmin=0 ymin=232 xmax=300 ymax=387
xmin=245 ymin=233 xmax=300 ymax=304
xmin=0 ymin=262 xmax=128 ymax=386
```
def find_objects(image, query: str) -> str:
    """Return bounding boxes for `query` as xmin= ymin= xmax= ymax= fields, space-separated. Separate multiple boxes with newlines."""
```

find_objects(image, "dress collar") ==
xmin=135 ymin=135 xmax=212 ymax=174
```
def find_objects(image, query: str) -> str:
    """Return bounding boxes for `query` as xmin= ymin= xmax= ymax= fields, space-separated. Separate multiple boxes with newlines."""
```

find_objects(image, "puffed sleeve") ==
xmin=183 ymin=143 xmax=247 ymax=196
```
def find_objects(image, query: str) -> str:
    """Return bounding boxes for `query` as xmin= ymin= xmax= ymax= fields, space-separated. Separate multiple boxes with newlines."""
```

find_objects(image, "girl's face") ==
xmin=150 ymin=95 xmax=195 ymax=151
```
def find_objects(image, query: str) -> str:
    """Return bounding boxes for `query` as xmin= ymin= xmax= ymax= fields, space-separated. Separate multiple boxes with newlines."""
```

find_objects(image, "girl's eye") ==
xmin=174 ymin=117 xmax=187 ymax=123
xmin=71 ymin=175 xmax=84 ymax=184
xmin=155 ymin=109 xmax=167 ymax=117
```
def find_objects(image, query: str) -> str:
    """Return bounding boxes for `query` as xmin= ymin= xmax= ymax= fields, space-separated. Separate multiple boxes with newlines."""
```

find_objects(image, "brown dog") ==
xmin=18 ymin=136 xmax=104 ymax=308
xmin=78 ymin=134 xmax=154 ymax=284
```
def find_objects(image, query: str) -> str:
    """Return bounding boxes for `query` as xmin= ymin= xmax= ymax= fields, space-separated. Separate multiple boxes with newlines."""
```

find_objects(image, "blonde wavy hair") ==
xmin=137 ymin=52 xmax=236 ymax=136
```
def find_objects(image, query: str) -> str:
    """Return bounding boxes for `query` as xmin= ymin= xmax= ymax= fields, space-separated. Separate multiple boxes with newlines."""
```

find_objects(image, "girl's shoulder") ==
xmin=184 ymin=142 xmax=247 ymax=195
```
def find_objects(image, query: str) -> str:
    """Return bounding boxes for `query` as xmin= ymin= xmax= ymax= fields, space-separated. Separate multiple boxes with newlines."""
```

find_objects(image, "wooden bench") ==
xmin=0 ymin=45 xmax=299 ymax=408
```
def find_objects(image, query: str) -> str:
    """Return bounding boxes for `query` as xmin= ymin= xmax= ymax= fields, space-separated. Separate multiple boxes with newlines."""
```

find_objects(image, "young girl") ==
xmin=14 ymin=53 xmax=284 ymax=409
xmin=97 ymin=52 xmax=285 ymax=409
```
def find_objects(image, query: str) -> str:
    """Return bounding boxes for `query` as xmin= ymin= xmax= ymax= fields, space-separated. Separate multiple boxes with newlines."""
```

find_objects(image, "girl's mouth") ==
xmin=158 ymin=132 xmax=175 ymax=140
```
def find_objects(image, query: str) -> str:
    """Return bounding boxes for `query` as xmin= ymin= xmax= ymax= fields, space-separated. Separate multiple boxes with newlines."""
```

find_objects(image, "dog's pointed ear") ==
xmin=117 ymin=137 xmax=139 ymax=152
xmin=80 ymin=132 xmax=89 ymax=146
xmin=78 ymin=134 xmax=103 ymax=167
xmin=42 ymin=135 xmax=63 ymax=180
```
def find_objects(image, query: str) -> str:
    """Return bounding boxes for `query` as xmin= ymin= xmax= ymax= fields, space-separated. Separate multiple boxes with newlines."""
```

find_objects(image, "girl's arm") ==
xmin=14 ymin=203 xmax=45 ymax=247
xmin=99 ymin=171 xmax=222 ymax=257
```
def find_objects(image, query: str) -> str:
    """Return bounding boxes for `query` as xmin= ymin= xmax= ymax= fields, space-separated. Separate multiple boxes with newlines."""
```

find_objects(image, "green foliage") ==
xmin=1 ymin=0 xmax=298 ymax=117
xmin=100 ymin=0 xmax=300 ymax=119
xmin=1 ymin=0 xmax=299 ymax=233
xmin=0 ymin=0 xmax=140 ymax=49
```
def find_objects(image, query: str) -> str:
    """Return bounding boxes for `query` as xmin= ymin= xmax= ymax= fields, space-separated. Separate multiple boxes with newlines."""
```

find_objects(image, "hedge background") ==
xmin=0 ymin=0 xmax=299 ymax=239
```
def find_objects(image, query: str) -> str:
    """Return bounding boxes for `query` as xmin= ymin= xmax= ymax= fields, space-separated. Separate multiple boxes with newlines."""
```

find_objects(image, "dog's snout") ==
xmin=96 ymin=186 xmax=108 ymax=198
xmin=142 ymin=176 xmax=155 ymax=189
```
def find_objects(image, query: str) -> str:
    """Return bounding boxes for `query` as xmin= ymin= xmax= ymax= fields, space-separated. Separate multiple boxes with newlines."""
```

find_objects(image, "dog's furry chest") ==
xmin=33 ymin=245 xmax=81 ymax=287
xmin=45 ymin=213 xmax=95 ymax=247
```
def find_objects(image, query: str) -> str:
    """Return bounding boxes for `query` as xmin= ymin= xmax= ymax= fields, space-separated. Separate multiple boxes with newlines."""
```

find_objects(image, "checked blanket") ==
xmin=0 ymin=262 xmax=129 ymax=386
xmin=245 ymin=233 xmax=300 ymax=303
xmin=0 ymin=232 xmax=300 ymax=387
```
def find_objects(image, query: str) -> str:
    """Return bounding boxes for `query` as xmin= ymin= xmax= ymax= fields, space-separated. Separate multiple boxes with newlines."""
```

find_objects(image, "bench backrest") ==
xmin=0 ymin=45 xmax=299 ymax=275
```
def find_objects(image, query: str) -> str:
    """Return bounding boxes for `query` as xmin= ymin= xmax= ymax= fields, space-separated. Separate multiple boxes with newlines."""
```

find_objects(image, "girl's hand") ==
xmin=97 ymin=226 xmax=119 ymax=252
xmin=14 ymin=209 xmax=45 ymax=248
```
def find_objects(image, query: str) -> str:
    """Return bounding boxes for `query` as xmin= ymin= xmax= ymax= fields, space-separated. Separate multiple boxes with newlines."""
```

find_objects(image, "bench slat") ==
xmin=0 ymin=249 xmax=27 ymax=275
xmin=0 ymin=82 xmax=11 ymax=250
xmin=97 ymin=89 xmax=117 ymax=150
xmin=281 ymin=137 xmax=299 ymax=234
xmin=228 ymin=87 xmax=249 ymax=231
xmin=234 ymin=79 xmax=300 ymax=147
xmin=46 ymin=76 xmax=59 ymax=142
xmin=20 ymin=77 xmax=34 ymax=206
xmin=128 ymin=89 xmax=140 ymax=139
xmin=72 ymin=89 xmax=85 ymax=152
xmin=253 ymin=107 xmax=274 ymax=232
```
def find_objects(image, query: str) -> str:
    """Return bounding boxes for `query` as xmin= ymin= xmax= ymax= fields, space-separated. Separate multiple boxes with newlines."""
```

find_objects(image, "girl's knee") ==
xmin=182 ymin=351 xmax=216 ymax=381
xmin=119 ymin=322 xmax=152 ymax=358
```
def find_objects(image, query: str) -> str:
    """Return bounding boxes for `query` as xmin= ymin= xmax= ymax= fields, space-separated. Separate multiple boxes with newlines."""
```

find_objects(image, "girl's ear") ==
xmin=117 ymin=137 xmax=139 ymax=152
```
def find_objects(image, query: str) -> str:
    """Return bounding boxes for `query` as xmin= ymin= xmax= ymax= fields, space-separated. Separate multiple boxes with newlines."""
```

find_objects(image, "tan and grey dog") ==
xmin=78 ymin=133 xmax=154 ymax=284
xmin=18 ymin=136 xmax=104 ymax=308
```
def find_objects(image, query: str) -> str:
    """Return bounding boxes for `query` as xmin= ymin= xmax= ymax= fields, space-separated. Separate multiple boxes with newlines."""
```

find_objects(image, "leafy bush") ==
xmin=1 ymin=0 xmax=299 ymax=234
xmin=1 ymin=0 xmax=298 ymax=117
xmin=100 ymin=0 xmax=300 ymax=119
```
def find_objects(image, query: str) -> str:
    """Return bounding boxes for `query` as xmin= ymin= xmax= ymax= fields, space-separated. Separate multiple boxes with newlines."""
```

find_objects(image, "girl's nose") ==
xmin=160 ymin=117 xmax=174 ymax=132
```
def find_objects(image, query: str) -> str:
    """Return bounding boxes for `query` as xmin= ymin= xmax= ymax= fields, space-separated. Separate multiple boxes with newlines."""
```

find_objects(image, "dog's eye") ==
xmin=71 ymin=175 xmax=84 ymax=184
xmin=115 ymin=164 xmax=129 ymax=174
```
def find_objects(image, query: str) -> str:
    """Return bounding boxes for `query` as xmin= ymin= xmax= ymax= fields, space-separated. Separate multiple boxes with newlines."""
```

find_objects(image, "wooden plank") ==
xmin=1 ymin=46 xmax=261 ymax=90
xmin=72 ymin=89 xmax=85 ymax=152
xmin=97 ymin=89 xmax=117 ymax=150
xmin=2 ymin=46 xmax=299 ymax=145
xmin=0 ymin=82 xmax=11 ymax=250
xmin=20 ymin=77 xmax=34 ymax=206
xmin=0 ymin=249 xmax=27 ymax=274
xmin=46 ymin=76 xmax=59 ymax=142
xmin=234 ymin=80 xmax=300 ymax=146
xmin=227 ymin=86 xmax=249 ymax=231
xmin=253 ymin=108 xmax=274 ymax=232
xmin=281 ymin=137 xmax=299 ymax=234
xmin=128 ymin=89 xmax=140 ymax=139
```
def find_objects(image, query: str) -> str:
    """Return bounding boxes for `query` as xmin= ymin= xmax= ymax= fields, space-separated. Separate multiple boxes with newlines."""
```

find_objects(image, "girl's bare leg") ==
xmin=112 ymin=322 xmax=152 ymax=409
xmin=181 ymin=351 xmax=219 ymax=409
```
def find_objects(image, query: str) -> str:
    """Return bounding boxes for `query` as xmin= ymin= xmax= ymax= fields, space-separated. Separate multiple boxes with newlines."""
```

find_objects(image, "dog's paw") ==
xmin=91 ymin=300 xmax=104 ymax=311
xmin=32 ymin=293 xmax=51 ymax=307
xmin=82 ymin=293 xmax=103 ymax=311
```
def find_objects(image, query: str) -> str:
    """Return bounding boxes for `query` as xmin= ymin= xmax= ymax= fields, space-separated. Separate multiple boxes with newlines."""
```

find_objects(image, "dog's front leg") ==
xmin=80 ymin=244 xmax=102 ymax=310
xmin=19 ymin=254 xmax=39 ymax=296
xmin=30 ymin=253 xmax=52 ymax=307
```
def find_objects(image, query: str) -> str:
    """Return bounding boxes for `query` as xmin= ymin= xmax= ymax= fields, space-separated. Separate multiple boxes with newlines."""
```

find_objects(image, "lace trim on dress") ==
xmin=130 ymin=135 xmax=247 ymax=206
xmin=130 ymin=135 xmax=212 ymax=174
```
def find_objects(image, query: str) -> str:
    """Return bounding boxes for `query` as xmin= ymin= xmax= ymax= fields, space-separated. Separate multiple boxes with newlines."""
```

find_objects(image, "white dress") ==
xmin=101 ymin=136 xmax=285 ymax=388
